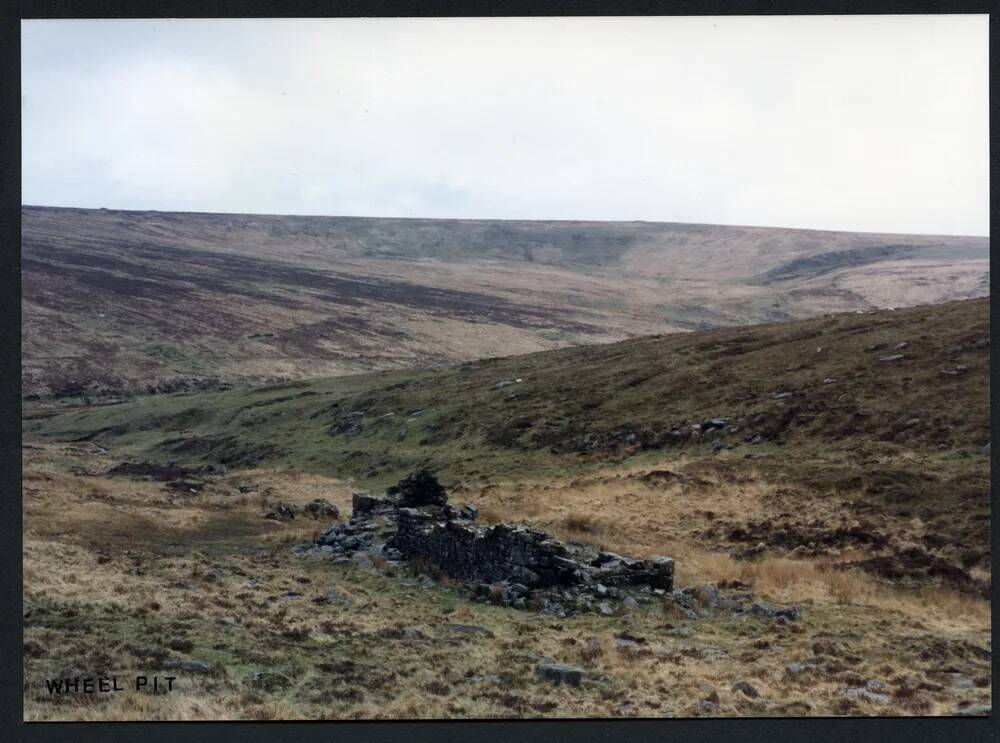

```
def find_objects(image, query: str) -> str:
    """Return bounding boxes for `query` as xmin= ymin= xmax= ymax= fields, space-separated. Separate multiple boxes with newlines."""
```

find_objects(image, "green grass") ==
xmin=24 ymin=298 xmax=989 ymax=495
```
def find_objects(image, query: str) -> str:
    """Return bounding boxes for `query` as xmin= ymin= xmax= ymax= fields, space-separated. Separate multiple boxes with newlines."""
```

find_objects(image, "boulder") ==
xmin=164 ymin=660 xmax=210 ymax=674
xmin=304 ymin=499 xmax=340 ymax=521
xmin=350 ymin=551 xmax=374 ymax=570
xmin=841 ymin=688 xmax=890 ymax=705
xmin=448 ymin=623 xmax=496 ymax=638
xmin=262 ymin=503 xmax=296 ymax=522
xmin=775 ymin=606 xmax=802 ymax=622
xmin=537 ymin=662 xmax=584 ymax=686
xmin=249 ymin=671 xmax=292 ymax=691
xmin=325 ymin=588 xmax=354 ymax=606
xmin=731 ymin=680 xmax=759 ymax=698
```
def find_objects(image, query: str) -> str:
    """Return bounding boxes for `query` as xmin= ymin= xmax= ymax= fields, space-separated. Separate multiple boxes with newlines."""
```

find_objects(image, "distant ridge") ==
xmin=21 ymin=205 xmax=988 ymax=398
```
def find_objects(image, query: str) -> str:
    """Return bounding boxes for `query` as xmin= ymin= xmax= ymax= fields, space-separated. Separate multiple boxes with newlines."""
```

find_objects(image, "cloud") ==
xmin=21 ymin=16 xmax=989 ymax=234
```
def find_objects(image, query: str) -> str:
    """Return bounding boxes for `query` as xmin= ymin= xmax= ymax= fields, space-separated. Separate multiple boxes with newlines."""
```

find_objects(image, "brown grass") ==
xmin=21 ymin=442 xmax=992 ymax=721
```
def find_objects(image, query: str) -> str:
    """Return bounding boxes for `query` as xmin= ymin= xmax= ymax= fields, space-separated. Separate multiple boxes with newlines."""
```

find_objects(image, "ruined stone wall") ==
xmin=389 ymin=509 xmax=582 ymax=586
xmin=387 ymin=506 xmax=674 ymax=591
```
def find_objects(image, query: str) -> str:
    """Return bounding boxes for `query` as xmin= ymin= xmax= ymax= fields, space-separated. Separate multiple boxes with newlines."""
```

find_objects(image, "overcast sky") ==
xmin=21 ymin=16 xmax=989 ymax=235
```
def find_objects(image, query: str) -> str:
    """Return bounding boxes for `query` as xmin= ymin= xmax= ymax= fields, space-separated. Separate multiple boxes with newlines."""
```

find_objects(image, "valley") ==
xmin=22 ymin=206 xmax=988 ymax=399
xmin=22 ymin=296 xmax=991 ymax=720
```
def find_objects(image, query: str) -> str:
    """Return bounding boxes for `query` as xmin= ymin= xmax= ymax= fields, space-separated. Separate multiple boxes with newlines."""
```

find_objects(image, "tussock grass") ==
xmin=560 ymin=513 xmax=603 ymax=536
xmin=21 ymin=441 xmax=992 ymax=720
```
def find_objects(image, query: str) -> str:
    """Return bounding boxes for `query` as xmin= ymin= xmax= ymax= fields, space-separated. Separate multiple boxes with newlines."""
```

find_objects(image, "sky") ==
xmin=21 ymin=16 xmax=989 ymax=235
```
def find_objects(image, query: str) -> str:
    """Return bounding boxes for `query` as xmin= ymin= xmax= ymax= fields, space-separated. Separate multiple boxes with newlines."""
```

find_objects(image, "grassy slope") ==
xmin=25 ymin=299 xmax=990 ymax=563
xmin=22 ymin=300 xmax=992 ymax=720
xmin=27 ymin=298 xmax=989 ymax=477
xmin=22 ymin=446 xmax=992 ymax=721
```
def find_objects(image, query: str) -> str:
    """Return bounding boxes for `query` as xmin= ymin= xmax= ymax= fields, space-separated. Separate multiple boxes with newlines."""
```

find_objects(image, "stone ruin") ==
xmin=308 ymin=469 xmax=678 ymax=615
xmin=301 ymin=470 xmax=803 ymax=622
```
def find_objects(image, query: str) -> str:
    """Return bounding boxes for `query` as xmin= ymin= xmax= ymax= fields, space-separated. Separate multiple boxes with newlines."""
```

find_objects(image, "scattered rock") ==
xmin=164 ymin=660 xmax=210 ymax=674
xmin=448 ymin=623 xmax=495 ymax=638
xmin=750 ymin=602 xmax=775 ymax=619
xmin=249 ymin=671 xmax=292 ymax=691
xmin=262 ymin=503 xmax=296 ymax=522
xmin=693 ymin=584 xmax=720 ymax=608
xmin=325 ymin=588 xmax=354 ymax=606
xmin=786 ymin=662 xmax=815 ymax=677
xmin=731 ymin=680 xmax=759 ymax=698
xmin=303 ymin=499 xmax=340 ymax=521
xmin=536 ymin=662 xmax=584 ymax=686
xmin=775 ymin=606 xmax=802 ymax=622
xmin=841 ymin=687 xmax=890 ymax=704
xmin=350 ymin=551 xmax=374 ymax=570
xmin=329 ymin=411 xmax=364 ymax=436
xmin=945 ymin=673 xmax=976 ymax=689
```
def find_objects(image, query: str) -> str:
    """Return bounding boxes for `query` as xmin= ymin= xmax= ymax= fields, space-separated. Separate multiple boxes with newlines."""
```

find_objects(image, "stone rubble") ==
xmin=299 ymin=470 xmax=802 ymax=622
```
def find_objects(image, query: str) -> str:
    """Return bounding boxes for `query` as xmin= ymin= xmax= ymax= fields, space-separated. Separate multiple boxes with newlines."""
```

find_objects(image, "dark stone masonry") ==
xmin=309 ymin=469 xmax=676 ymax=613
xmin=390 ymin=507 xmax=674 ymax=590
xmin=339 ymin=469 xmax=673 ymax=591
xmin=301 ymin=470 xmax=800 ymax=621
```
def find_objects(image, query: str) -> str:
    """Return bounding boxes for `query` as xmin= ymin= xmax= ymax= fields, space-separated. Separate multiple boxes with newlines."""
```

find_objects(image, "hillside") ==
xmin=22 ymin=206 xmax=988 ymax=398
xmin=25 ymin=298 xmax=990 ymax=587
xmin=22 ymin=299 xmax=991 ymax=720
xmin=27 ymin=298 xmax=989 ymax=475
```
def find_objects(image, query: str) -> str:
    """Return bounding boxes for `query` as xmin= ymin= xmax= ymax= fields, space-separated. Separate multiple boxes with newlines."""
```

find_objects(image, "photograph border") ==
xmin=2 ymin=1 xmax=995 ymax=741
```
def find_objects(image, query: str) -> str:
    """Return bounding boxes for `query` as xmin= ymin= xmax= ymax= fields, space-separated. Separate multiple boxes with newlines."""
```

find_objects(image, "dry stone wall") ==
xmin=308 ymin=471 xmax=803 ymax=621
xmin=324 ymin=471 xmax=674 ymax=593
